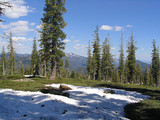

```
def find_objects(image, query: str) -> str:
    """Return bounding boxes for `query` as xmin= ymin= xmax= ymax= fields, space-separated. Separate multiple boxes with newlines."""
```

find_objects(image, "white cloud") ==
xmin=73 ymin=40 xmax=80 ymax=43
xmin=73 ymin=44 xmax=86 ymax=50
xmin=126 ymin=25 xmax=133 ymax=28
xmin=111 ymin=47 xmax=116 ymax=50
xmin=0 ymin=21 xmax=34 ymax=35
xmin=115 ymin=26 xmax=123 ymax=31
xmin=100 ymin=25 xmax=113 ymax=31
xmin=14 ymin=43 xmax=30 ymax=53
xmin=63 ymin=39 xmax=71 ymax=43
xmin=12 ymin=37 xmax=32 ymax=42
xmin=100 ymin=25 xmax=132 ymax=31
xmin=30 ymin=23 xmax=35 ymax=26
xmin=1 ymin=0 xmax=33 ymax=18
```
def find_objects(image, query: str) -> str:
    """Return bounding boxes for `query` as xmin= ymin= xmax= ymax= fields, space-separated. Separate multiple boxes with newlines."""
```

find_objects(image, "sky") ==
xmin=0 ymin=0 xmax=160 ymax=63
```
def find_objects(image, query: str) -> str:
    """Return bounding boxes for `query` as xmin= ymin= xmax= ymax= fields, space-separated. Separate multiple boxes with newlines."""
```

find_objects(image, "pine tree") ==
xmin=144 ymin=65 xmax=149 ymax=85
xmin=149 ymin=65 xmax=153 ymax=86
xmin=57 ymin=58 xmax=63 ymax=77
xmin=39 ymin=23 xmax=50 ymax=77
xmin=92 ymin=25 xmax=101 ymax=80
xmin=101 ymin=35 xmax=114 ymax=81
xmin=6 ymin=32 xmax=16 ymax=75
xmin=118 ymin=33 xmax=125 ymax=83
xmin=70 ymin=70 xmax=76 ymax=78
xmin=31 ymin=38 xmax=40 ymax=76
xmin=91 ymin=53 xmax=97 ymax=80
xmin=124 ymin=58 xmax=128 ymax=83
xmin=151 ymin=39 xmax=160 ymax=87
xmin=87 ymin=40 xmax=92 ymax=79
xmin=65 ymin=56 xmax=69 ymax=77
xmin=113 ymin=69 xmax=120 ymax=83
xmin=20 ymin=61 xmax=24 ymax=75
xmin=136 ymin=62 xmax=143 ymax=84
xmin=24 ymin=67 xmax=30 ymax=75
xmin=0 ymin=46 xmax=7 ymax=75
xmin=126 ymin=33 xmax=137 ymax=84
xmin=39 ymin=0 xmax=67 ymax=80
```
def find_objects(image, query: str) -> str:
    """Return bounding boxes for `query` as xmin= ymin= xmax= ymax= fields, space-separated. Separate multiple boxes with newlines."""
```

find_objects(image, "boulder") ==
xmin=104 ymin=90 xmax=115 ymax=94
xmin=40 ymin=87 xmax=62 ymax=95
xmin=59 ymin=84 xmax=72 ymax=91
xmin=40 ymin=87 xmax=70 ymax=97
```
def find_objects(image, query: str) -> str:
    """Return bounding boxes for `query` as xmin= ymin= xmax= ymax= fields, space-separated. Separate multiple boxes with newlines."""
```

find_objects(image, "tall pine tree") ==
xmin=151 ymin=39 xmax=160 ymax=87
xmin=0 ymin=46 xmax=7 ymax=75
xmin=101 ymin=35 xmax=114 ymax=81
xmin=87 ymin=40 xmax=92 ymax=79
xmin=7 ymin=32 xmax=16 ymax=75
xmin=118 ymin=33 xmax=125 ymax=83
xmin=92 ymin=25 xmax=101 ymax=80
xmin=40 ymin=0 xmax=67 ymax=80
xmin=136 ymin=62 xmax=143 ymax=85
xmin=126 ymin=33 xmax=137 ymax=84
xmin=20 ymin=61 xmax=24 ymax=75
xmin=39 ymin=23 xmax=50 ymax=77
xmin=57 ymin=58 xmax=63 ymax=77
xmin=31 ymin=38 xmax=39 ymax=76
xmin=144 ymin=65 xmax=149 ymax=85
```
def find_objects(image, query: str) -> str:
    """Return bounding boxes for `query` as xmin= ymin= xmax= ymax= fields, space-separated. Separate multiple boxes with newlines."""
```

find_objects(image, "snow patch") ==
xmin=0 ymin=84 xmax=149 ymax=120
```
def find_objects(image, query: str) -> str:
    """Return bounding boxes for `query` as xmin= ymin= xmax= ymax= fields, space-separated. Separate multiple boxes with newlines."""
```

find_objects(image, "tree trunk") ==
xmin=2 ymin=61 xmax=5 ymax=75
xmin=59 ymin=70 xmax=62 ymax=78
xmin=44 ymin=60 xmax=46 ymax=77
xmin=88 ymin=74 xmax=90 ymax=80
xmin=50 ymin=60 xmax=57 ymax=80
xmin=93 ymin=68 xmax=96 ymax=80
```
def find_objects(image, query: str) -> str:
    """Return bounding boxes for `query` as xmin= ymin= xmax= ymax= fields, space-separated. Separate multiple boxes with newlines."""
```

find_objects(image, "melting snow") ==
xmin=0 ymin=84 xmax=149 ymax=120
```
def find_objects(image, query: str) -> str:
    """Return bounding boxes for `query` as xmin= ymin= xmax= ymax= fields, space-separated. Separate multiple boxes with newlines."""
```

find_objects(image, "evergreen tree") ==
xmin=6 ymin=32 xmax=16 ymax=75
xmin=0 ymin=46 xmax=7 ymax=75
xmin=92 ymin=25 xmax=101 ymax=80
xmin=126 ymin=33 xmax=137 ymax=83
xmin=65 ymin=56 xmax=69 ymax=77
xmin=124 ymin=58 xmax=128 ymax=83
xmin=118 ymin=33 xmax=125 ymax=83
xmin=151 ymin=39 xmax=160 ymax=86
xmin=20 ymin=61 xmax=24 ymax=75
xmin=91 ymin=53 xmax=97 ymax=80
xmin=136 ymin=62 xmax=143 ymax=85
xmin=39 ymin=23 xmax=50 ymax=77
xmin=24 ymin=67 xmax=30 ymax=75
xmin=57 ymin=58 xmax=63 ymax=77
xmin=149 ymin=65 xmax=153 ymax=86
xmin=144 ymin=65 xmax=149 ymax=85
xmin=87 ymin=40 xmax=92 ymax=79
xmin=80 ymin=69 xmax=85 ymax=79
xmin=31 ymin=38 xmax=40 ymax=76
xmin=39 ymin=0 xmax=67 ymax=80
xmin=70 ymin=70 xmax=76 ymax=78
xmin=113 ymin=69 xmax=120 ymax=83
xmin=101 ymin=35 xmax=114 ymax=81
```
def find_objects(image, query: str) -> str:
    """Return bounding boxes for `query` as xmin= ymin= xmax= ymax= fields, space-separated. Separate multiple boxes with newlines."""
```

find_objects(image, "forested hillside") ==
xmin=0 ymin=53 xmax=149 ymax=74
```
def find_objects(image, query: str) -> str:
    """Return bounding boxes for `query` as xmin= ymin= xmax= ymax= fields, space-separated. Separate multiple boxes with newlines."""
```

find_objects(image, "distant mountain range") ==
xmin=0 ymin=53 xmax=149 ymax=73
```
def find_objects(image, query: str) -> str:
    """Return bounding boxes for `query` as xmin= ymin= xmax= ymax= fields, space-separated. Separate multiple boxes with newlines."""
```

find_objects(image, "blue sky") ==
xmin=0 ymin=0 xmax=160 ymax=63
